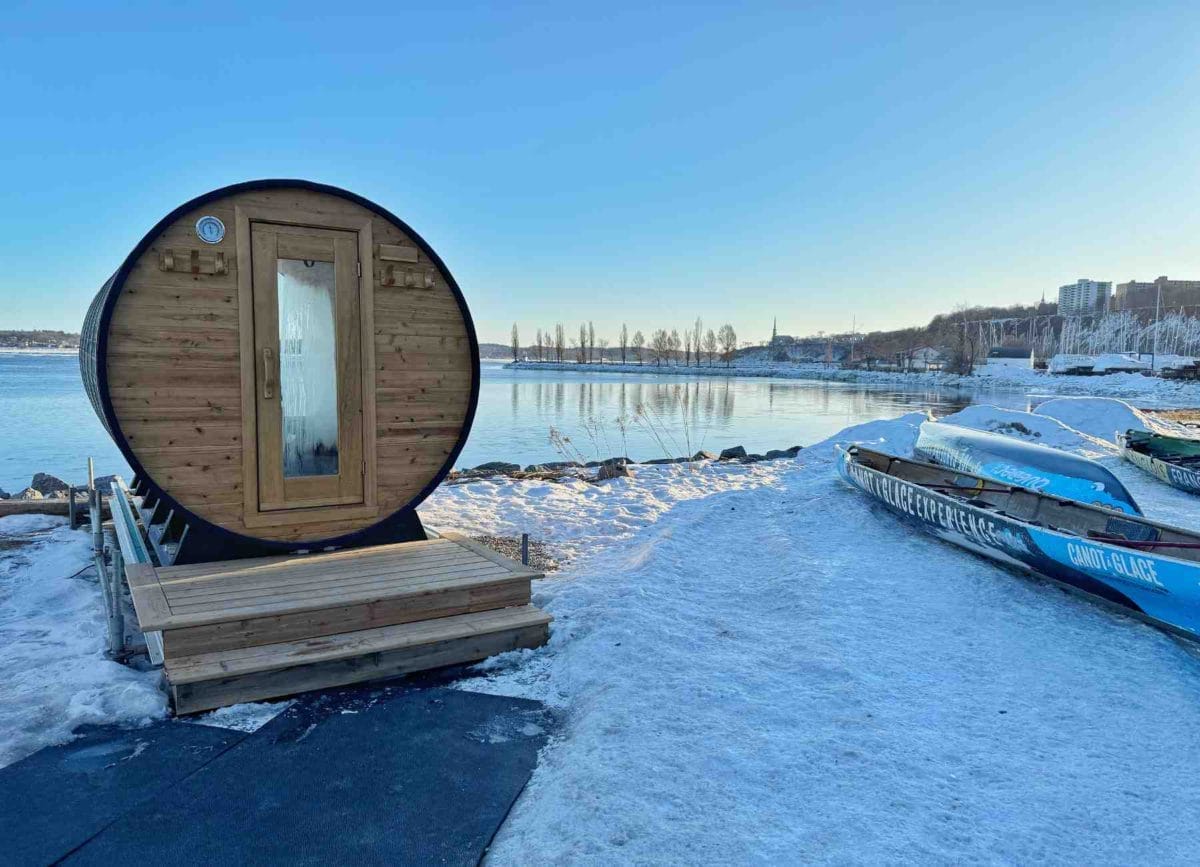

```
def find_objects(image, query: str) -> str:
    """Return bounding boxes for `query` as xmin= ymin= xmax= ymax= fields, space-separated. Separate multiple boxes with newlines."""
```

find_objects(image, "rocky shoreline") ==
xmin=3 ymin=444 xmax=804 ymax=502
xmin=0 ymin=472 xmax=118 ymax=501
xmin=445 ymin=444 xmax=803 ymax=484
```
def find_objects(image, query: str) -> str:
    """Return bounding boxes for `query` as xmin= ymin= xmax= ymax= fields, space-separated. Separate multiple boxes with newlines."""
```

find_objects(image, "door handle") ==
xmin=262 ymin=347 xmax=275 ymax=399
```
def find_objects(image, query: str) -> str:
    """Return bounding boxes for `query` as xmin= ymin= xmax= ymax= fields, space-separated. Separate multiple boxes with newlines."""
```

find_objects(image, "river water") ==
xmin=0 ymin=354 xmax=1038 ymax=491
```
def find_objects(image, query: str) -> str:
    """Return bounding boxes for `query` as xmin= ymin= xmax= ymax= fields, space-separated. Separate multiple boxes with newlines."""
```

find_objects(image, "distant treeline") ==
xmin=0 ymin=330 xmax=80 ymax=348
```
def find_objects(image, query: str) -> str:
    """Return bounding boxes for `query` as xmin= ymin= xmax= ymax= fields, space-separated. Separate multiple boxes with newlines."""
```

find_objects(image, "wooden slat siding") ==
xmin=105 ymin=186 xmax=473 ymax=543
xmin=170 ymin=619 xmax=550 ymax=715
xmin=162 ymin=579 xmax=531 ymax=657
xmin=169 ymin=604 xmax=550 ymax=685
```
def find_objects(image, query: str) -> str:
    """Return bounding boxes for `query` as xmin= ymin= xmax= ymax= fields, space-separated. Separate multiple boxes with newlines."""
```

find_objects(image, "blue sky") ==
xmin=2 ymin=2 xmax=1198 ymax=344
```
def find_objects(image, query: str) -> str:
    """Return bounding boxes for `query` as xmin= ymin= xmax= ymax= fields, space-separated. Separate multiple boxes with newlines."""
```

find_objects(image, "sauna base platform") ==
xmin=125 ymin=533 xmax=552 ymax=714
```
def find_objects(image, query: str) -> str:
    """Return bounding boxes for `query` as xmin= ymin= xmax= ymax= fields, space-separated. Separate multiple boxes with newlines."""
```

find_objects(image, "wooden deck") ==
xmin=125 ymin=533 xmax=551 ymax=713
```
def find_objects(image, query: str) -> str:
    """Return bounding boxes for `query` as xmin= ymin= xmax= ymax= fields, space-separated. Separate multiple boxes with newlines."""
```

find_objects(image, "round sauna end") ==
xmin=81 ymin=180 xmax=479 ymax=551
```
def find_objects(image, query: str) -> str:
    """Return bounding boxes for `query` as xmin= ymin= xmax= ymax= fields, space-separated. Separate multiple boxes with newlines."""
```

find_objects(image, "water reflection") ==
xmin=462 ymin=364 xmax=1033 ymax=468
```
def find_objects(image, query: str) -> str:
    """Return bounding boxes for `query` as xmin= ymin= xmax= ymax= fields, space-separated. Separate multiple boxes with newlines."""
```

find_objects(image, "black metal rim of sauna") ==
xmin=80 ymin=179 xmax=481 ymax=559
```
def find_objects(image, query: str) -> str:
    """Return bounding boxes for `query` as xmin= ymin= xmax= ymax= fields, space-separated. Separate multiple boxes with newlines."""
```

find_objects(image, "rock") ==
xmin=15 ymin=487 xmax=43 ymax=500
xmin=93 ymin=475 xmax=117 ymax=495
xmin=742 ymin=453 xmax=766 ymax=462
xmin=719 ymin=446 xmax=747 ymax=460
xmin=643 ymin=457 xmax=681 ymax=465
xmin=0 ymin=488 xmax=8 ymax=500
xmin=601 ymin=457 xmax=634 ymax=467
xmin=470 ymin=461 xmax=521 ymax=474
xmin=764 ymin=449 xmax=788 ymax=460
xmin=597 ymin=462 xmax=634 ymax=480
xmin=524 ymin=461 xmax=583 ymax=472
xmin=691 ymin=450 xmax=718 ymax=461
xmin=30 ymin=472 xmax=70 ymax=496
xmin=786 ymin=445 xmax=803 ymax=456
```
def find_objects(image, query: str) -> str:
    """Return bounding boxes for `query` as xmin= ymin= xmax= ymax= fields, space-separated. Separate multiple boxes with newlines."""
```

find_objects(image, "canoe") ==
xmin=837 ymin=443 xmax=1200 ymax=639
xmin=915 ymin=421 xmax=1142 ymax=516
xmin=1119 ymin=430 xmax=1200 ymax=495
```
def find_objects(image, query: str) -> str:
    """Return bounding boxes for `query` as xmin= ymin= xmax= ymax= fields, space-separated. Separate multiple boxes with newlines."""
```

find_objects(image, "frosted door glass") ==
xmin=277 ymin=258 xmax=339 ymax=478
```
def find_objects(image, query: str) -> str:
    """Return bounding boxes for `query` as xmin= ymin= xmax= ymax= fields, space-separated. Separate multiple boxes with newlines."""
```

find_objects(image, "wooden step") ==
xmin=167 ymin=605 xmax=553 ymax=714
xmin=127 ymin=534 xmax=538 ymax=656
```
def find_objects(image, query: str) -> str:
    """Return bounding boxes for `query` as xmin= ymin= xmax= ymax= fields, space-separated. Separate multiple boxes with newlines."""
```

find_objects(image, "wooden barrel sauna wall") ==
xmin=80 ymin=180 xmax=479 ymax=560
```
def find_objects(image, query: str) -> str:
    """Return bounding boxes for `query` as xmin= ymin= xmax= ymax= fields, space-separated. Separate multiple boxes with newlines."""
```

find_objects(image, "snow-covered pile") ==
xmin=0 ymin=516 xmax=163 ymax=767
xmin=1035 ymin=396 xmax=1187 ymax=442
xmin=940 ymin=403 xmax=1116 ymax=456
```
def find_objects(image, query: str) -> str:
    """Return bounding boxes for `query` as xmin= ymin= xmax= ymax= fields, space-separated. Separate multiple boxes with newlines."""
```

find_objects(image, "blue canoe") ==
xmin=1119 ymin=430 xmax=1200 ymax=495
xmin=915 ymin=420 xmax=1142 ymax=516
xmin=838 ymin=444 xmax=1200 ymax=639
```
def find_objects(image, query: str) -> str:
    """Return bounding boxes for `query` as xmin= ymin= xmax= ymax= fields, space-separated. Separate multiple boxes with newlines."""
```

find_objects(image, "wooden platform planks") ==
xmin=169 ymin=606 xmax=550 ymax=714
xmin=123 ymin=533 xmax=551 ymax=712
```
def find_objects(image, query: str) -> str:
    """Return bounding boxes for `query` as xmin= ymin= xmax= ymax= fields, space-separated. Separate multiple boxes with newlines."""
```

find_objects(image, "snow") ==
xmin=0 ymin=515 xmax=163 ymax=767
xmin=421 ymin=398 xmax=1200 ymax=864
xmin=509 ymin=359 xmax=1200 ymax=405
xmin=8 ymin=394 xmax=1200 ymax=860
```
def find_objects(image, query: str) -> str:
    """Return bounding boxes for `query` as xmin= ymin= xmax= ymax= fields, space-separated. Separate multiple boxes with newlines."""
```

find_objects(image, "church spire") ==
xmin=772 ymin=317 xmax=778 ymax=342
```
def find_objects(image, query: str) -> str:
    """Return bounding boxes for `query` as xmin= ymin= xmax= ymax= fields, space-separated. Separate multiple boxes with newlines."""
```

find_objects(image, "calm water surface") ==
xmin=0 ymin=354 xmax=1036 ymax=491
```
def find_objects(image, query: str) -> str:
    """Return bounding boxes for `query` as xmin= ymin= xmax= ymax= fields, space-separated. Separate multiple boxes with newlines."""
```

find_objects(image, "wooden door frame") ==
xmin=235 ymin=203 xmax=379 ymax=529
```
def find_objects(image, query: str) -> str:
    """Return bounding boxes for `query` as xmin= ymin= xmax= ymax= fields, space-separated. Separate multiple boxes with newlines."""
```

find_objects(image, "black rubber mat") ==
xmin=61 ymin=686 xmax=549 ymax=866
xmin=0 ymin=721 xmax=247 ymax=867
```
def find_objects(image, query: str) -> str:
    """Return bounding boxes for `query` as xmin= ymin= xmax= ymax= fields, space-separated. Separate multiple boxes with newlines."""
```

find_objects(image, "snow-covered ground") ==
xmin=420 ymin=397 xmax=1200 ymax=864
xmin=0 ymin=515 xmax=163 ymax=767
xmin=509 ymin=359 xmax=1200 ymax=405
xmin=7 ymin=398 xmax=1200 ymax=862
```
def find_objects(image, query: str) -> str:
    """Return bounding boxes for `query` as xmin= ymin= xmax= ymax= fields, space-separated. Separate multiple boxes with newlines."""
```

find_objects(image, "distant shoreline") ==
xmin=504 ymin=360 xmax=1200 ymax=405
xmin=0 ymin=347 xmax=77 ymax=355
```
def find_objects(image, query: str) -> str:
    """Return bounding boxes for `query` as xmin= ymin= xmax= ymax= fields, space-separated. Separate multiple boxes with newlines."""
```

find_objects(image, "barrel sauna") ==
xmin=81 ymin=180 xmax=479 ymax=563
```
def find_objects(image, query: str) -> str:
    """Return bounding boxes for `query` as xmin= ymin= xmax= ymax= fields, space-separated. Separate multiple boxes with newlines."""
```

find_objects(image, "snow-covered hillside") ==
xmin=5 ymin=398 xmax=1200 ymax=862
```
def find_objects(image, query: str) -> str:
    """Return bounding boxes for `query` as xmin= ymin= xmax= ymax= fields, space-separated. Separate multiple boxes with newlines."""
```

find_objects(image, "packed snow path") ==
xmin=424 ymin=404 xmax=1200 ymax=864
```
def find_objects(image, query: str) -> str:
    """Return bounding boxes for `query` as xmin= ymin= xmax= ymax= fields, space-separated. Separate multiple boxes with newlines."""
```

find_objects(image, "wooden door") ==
xmin=250 ymin=222 xmax=364 ymax=512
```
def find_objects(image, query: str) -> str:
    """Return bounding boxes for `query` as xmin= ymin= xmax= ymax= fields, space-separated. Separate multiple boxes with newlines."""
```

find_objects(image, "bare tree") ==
xmin=619 ymin=323 xmax=629 ymax=364
xmin=692 ymin=317 xmax=703 ymax=366
xmin=718 ymin=324 xmax=737 ymax=366
xmin=535 ymin=328 xmax=543 ymax=361
xmin=683 ymin=331 xmax=692 ymax=366
xmin=704 ymin=328 xmax=718 ymax=366
xmin=578 ymin=323 xmax=588 ymax=363
xmin=554 ymin=323 xmax=566 ymax=362
xmin=587 ymin=321 xmax=596 ymax=363
xmin=632 ymin=329 xmax=645 ymax=363
xmin=597 ymin=337 xmax=609 ymax=362
xmin=669 ymin=329 xmax=681 ymax=365
xmin=949 ymin=306 xmax=980 ymax=375
xmin=511 ymin=323 xmax=520 ymax=362
xmin=650 ymin=328 xmax=671 ymax=365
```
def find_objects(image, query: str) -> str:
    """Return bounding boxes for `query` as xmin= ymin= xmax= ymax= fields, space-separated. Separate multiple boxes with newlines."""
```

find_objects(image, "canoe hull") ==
xmin=915 ymin=421 xmax=1141 ymax=515
xmin=837 ymin=447 xmax=1200 ymax=638
xmin=1119 ymin=436 xmax=1200 ymax=495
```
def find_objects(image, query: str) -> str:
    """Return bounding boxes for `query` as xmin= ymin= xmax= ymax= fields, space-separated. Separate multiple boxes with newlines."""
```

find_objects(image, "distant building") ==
xmin=1114 ymin=276 xmax=1200 ymax=312
xmin=1056 ymin=279 xmax=1111 ymax=315
xmin=985 ymin=346 xmax=1033 ymax=369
